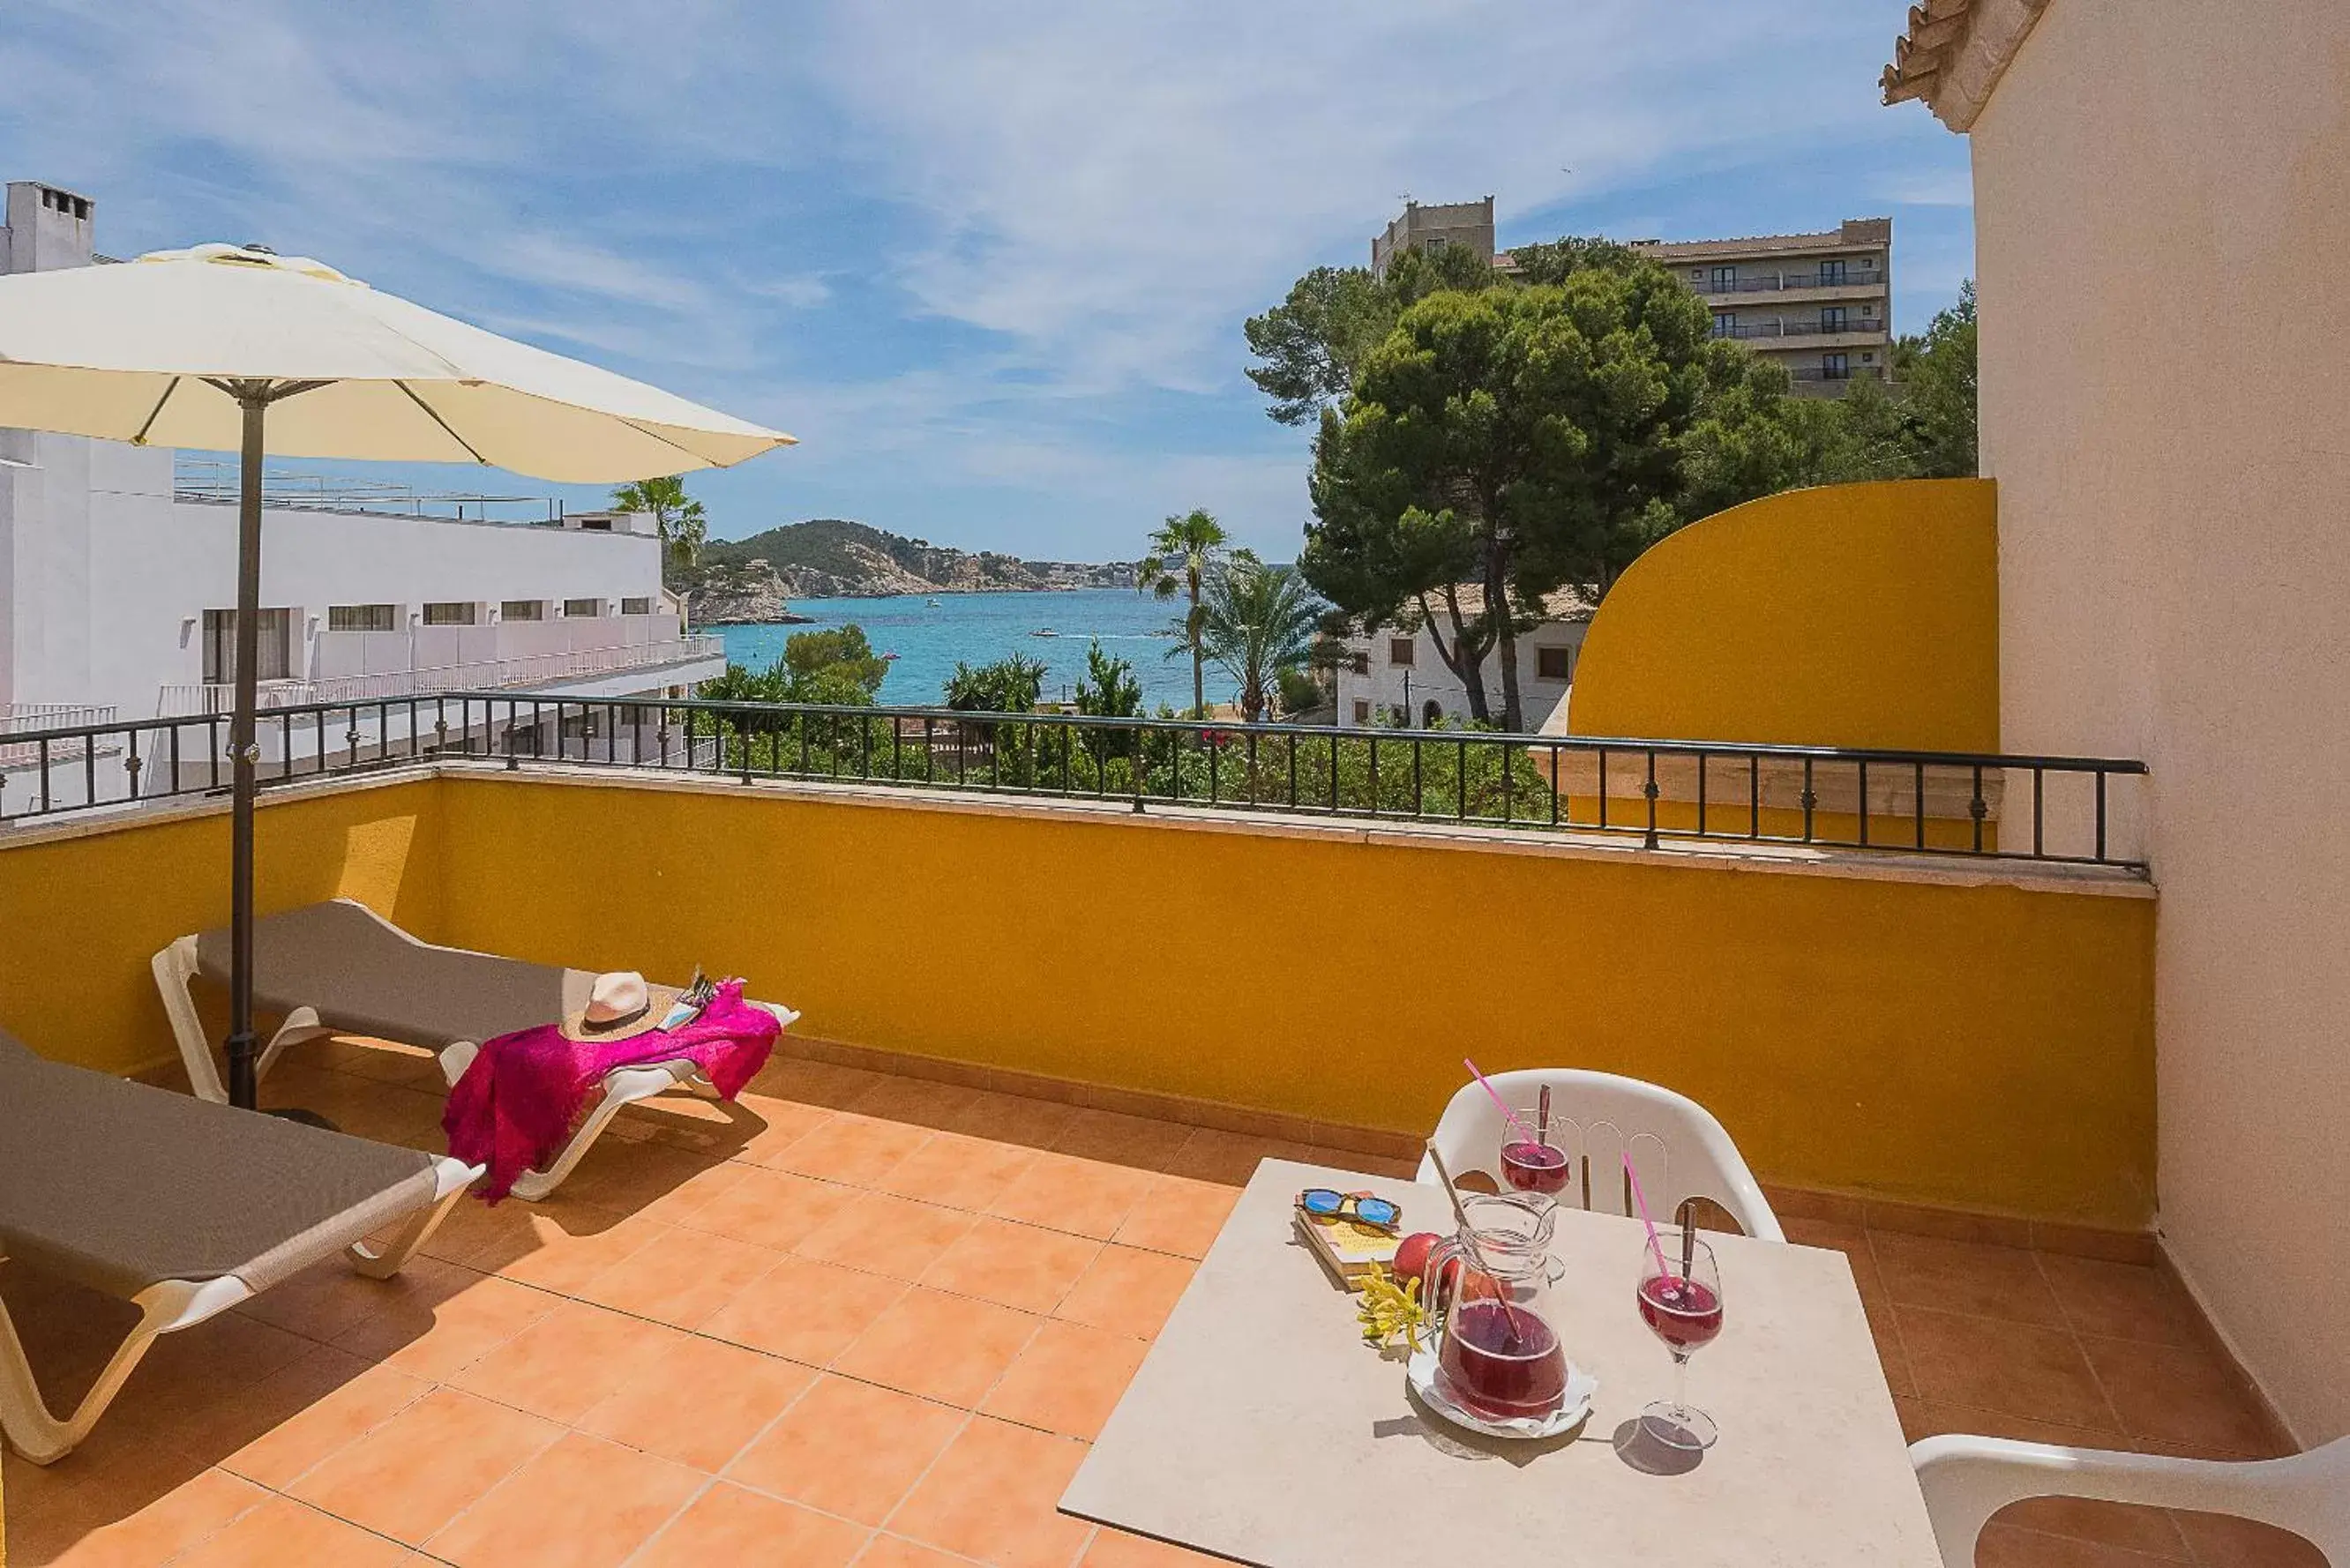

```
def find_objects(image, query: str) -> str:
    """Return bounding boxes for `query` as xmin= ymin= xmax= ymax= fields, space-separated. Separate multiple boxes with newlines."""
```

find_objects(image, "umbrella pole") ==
xmin=226 ymin=386 xmax=267 ymax=1111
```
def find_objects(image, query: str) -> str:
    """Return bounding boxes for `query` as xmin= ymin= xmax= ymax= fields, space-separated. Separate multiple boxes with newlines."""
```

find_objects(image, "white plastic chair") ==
xmin=1417 ymin=1068 xmax=1784 ymax=1242
xmin=1912 ymin=1433 xmax=2346 ymax=1565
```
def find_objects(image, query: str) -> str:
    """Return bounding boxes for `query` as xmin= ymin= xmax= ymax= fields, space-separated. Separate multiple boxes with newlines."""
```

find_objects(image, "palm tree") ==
xmin=1200 ymin=552 xmax=1323 ymax=721
xmin=610 ymin=474 xmax=708 ymax=569
xmin=1137 ymin=507 xmax=1230 ymax=718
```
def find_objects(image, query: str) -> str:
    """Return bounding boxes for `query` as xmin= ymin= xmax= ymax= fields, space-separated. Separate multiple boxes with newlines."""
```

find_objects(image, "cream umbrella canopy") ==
xmin=0 ymin=243 xmax=794 ymax=1111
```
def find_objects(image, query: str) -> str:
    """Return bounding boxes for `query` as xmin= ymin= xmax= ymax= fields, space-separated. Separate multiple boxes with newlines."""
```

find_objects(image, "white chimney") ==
xmin=1 ymin=182 xmax=97 ymax=275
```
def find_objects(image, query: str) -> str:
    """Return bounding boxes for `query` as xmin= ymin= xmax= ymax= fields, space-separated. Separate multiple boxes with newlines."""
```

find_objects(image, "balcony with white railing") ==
xmin=155 ymin=634 xmax=726 ymax=717
xmin=313 ymin=613 xmax=693 ymax=683
xmin=2 ymin=701 xmax=118 ymax=735
xmin=0 ymin=702 xmax=123 ymax=779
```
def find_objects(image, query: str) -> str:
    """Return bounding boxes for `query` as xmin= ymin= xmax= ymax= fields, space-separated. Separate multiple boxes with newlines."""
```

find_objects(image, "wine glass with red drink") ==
xmin=1635 ymin=1235 xmax=1724 ymax=1450
xmin=1499 ymin=1108 xmax=1571 ymax=1199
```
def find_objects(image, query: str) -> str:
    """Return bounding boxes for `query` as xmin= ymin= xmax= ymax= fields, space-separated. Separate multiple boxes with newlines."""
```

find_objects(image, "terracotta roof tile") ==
xmin=1882 ymin=0 xmax=2051 ymax=132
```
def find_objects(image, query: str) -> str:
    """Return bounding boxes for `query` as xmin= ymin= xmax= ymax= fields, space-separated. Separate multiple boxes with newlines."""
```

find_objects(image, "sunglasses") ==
xmin=1298 ymin=1188 xmax=1402 ymax=1231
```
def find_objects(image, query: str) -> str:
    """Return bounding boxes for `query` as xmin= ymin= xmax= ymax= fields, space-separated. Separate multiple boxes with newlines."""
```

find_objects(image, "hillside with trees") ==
xmin=669 ymin=518 xmax=1136 ymax=622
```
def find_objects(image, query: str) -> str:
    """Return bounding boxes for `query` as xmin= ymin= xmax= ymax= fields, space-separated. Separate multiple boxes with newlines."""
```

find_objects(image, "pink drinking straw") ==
xmin=1621 ymin=1151 xmax=1676 ymax=1281
xmin=1462 ymin=1058 xmax=1536 ymax=1143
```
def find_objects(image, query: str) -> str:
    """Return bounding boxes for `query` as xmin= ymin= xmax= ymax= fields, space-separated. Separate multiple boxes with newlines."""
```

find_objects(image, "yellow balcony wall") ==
xmin=0 ymin=776 xmax=445 ymax=1079
xmin=0 ymin=765 xmax=2152 ymax=1229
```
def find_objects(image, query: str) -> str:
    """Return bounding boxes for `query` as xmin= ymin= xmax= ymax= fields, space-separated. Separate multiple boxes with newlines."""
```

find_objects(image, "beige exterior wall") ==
xmin=1972 ymin=0 xmax=2350 ymax=1441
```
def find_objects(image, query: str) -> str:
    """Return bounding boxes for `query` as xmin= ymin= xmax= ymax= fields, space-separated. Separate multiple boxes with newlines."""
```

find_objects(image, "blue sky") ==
xmin=0 ymin=2 xmax=1969 ymax=562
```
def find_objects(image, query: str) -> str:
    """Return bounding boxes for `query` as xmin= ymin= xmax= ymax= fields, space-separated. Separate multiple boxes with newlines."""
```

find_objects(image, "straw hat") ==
xmin=560 ymin=972 xmax=677 ymax=1044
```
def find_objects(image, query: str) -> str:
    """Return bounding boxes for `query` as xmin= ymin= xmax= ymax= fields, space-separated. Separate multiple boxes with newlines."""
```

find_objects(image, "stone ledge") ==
xmin=0 ymin=765 xmax=436 ymax=849
xmin=0 ymin=755 xmax=2155 ymax=899
xmin=442 ymin=759 xmax=2155 ymax=899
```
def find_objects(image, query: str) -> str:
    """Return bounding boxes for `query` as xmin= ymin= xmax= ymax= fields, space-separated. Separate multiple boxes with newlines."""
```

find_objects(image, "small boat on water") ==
xmin=1030 ymin=628 xmax=1059 ymax=638
xmin=925 ymin=597 xmax=942 ymax=608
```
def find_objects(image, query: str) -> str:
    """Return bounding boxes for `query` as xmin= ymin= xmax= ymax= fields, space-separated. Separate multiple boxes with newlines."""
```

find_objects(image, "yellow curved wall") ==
xmin=1567 ymin=479 xmax=2001 ymax=751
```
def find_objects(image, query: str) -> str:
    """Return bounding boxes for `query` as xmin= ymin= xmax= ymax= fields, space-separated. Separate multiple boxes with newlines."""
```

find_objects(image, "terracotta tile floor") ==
xmin=1779 ymin=1215 xmax=2321 ymax=1567
xmin=0 ymin=1042 xmax=2321 ymax=1567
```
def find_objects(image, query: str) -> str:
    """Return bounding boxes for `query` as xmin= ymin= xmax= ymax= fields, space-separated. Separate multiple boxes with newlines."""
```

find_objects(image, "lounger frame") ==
xmin=436 ymin=1039 xmax=728 ymax=1202
xmin=153 ymin=935 xmax=797 ymax=1200
xmin=0 ymin=1155 xmax=478 ymax=1465
xmin=155 ymin=937 xmax=358 ymax=1105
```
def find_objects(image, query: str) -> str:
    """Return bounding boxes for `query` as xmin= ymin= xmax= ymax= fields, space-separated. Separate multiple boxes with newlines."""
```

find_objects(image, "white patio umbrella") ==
xmin=0 ymin=242 xmax=794 ymax=1112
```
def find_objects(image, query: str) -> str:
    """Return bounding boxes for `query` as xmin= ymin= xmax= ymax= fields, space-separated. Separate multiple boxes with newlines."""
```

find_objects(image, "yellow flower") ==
xmin=1355 ymin=1264 xmax=1426 ymax=1351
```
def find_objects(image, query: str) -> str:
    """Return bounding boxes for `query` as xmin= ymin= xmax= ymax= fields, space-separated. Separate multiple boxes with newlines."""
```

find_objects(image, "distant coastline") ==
xmin=700 ymin=609 xmax=816 ymax=626
xmin=672 ymin=517 xmax=1134 ymax=625
xmin=701 ymin=585 xmax=1105 ymax=627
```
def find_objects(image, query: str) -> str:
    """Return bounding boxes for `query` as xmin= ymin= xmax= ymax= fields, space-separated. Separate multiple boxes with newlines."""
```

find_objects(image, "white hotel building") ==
xmin=1336 ymin=587 xmax=1591 ymax=732
xmin=0 ymin=179 xmax=725 ymax=795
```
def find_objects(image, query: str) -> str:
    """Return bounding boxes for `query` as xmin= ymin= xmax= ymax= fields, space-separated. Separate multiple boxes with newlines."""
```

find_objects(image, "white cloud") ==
xmin=476 ymin=234 xmax=716 ymax=316
xmin=744 ymin=274 xmax=834 ymax=310
xmin=0 ymin=0 xmax=1956 ymax=554
xmin=805 ymin=1 xmax=1888 ymax=391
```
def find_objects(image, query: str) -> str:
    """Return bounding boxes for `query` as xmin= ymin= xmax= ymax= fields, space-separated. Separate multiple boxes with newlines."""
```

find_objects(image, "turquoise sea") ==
xmin=714 ymin=589 xmax=1239 ymax=710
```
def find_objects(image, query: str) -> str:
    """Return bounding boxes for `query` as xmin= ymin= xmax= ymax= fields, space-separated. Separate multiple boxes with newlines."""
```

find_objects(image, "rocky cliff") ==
xmin=672 ymin=519 xmax=1135 ymax=623
xmin=682 ymin=562 xmax=815 ymax=625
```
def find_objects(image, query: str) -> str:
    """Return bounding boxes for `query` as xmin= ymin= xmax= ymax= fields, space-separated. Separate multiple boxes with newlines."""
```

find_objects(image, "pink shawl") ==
xmin=444 ymin=980 xmax=782 ymax=1202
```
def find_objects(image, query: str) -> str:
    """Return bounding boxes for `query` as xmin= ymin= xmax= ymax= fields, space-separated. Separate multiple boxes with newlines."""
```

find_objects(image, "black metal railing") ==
xmin=1715 ymin=317 xmax=1878 ymax=341
xmin=0 ymin=694 xmax=2150 ymax=870
xmin=1695 ymin=271 xmax=1883 ymax=295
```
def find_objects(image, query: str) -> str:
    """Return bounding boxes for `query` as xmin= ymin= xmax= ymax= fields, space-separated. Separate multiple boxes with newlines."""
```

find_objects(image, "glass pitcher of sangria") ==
xmin=1419 ymin=1191 xmax=1571 ymax=1422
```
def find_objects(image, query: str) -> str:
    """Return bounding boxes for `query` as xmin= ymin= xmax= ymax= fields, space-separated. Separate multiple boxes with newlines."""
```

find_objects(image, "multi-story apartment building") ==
xmin=1370 ymin=197 xmax=1497 ymax=275
xmin=0 ymin=180 xmax=725 ymax=750
xmin=1627 ymin=219 xmax=1895 ymax=396
xmin=1367 ymin=200 xmax=1895 ymax=396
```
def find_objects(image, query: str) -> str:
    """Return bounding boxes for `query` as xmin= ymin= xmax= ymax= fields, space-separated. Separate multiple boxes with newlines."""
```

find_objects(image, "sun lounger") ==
xmin=153 ymin=900 xmax=797 ymax=1201
xmin=0 ymin=1027 xmax=477 ymax=1463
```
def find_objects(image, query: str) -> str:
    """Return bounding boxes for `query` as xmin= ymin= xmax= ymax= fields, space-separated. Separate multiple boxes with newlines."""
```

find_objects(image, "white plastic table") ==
xmin=1061 ymin=1158 xmax=1940 ymax=1567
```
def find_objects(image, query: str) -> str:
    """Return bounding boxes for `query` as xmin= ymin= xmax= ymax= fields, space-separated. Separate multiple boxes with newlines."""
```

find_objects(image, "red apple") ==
xmin=1431 ymin=1255 xmax=1505 ymax=1302
xmin=1392 ymin=1231 xmax=1441 ymax=1286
